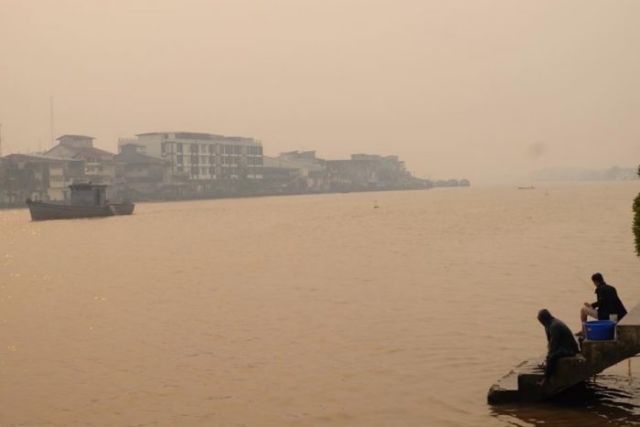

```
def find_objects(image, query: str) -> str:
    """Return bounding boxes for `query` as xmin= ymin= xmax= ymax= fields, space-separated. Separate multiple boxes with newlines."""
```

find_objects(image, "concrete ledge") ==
xmin=619 ymin=304 xmax=640 ymax=326
xmin=489 ymin=303 xmax=640 ymax=404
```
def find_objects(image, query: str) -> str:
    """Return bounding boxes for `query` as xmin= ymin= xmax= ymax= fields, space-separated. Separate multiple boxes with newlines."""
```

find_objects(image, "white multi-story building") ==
xmin=119 ymin=132 xmax=263 ymax=181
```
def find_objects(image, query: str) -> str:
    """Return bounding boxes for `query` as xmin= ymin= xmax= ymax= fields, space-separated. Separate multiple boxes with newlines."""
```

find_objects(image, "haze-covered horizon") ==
xmin=1 ymin=0 xmax=639 ymax=184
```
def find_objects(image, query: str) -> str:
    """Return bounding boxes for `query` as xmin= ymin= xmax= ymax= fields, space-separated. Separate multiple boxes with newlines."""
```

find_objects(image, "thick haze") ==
xmin=1 ymin=0 xmax=639 ymax=184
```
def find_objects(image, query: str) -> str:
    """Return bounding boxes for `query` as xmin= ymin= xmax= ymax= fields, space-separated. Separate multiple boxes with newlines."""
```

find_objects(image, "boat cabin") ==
xmin=69 ymin=183 xmax=108 ymax=206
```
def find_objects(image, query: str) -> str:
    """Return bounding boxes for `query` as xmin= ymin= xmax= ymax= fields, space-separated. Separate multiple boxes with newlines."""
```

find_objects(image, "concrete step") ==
xmin=488 ymin=303 xmax=640 ymax=404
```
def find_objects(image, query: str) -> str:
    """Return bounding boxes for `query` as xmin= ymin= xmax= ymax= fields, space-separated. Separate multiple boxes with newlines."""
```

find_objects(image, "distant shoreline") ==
xmin=0 ymin=185 xmax=449 ymax=210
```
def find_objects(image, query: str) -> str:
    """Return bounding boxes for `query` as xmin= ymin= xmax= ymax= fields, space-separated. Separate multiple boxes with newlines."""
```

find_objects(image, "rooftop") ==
xmin=46 ymin=144 xmax=115 ymax=160
xmin=135 ymin=132 xmax=259 ymax=144
xmin=137 ymin=132 xmax=222 ymax=140
xmin=56 ymin=134 xmax=94 ymax=141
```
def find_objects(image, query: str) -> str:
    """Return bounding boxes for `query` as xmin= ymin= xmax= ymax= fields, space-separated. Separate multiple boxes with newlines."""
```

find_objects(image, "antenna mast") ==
xmin=49 ymin=96 xmax=55 ymax=147
xmin=0 ymin=123 xmax=3 ymax=157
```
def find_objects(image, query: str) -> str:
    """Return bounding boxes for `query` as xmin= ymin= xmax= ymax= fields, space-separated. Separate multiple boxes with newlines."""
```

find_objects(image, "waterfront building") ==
xmin=262 ymin=151 xmax=329 ymax=192
xmin=326 ymin=153 xmax=415 ymax=191
xmin=118 ymin=132 xmax=263 ymax=181
xmin=261 ymin=156 xmax=306 ymax=192
xmin=114 ymin=143 xmax=171 ymax=199
xmin=46 ymin=135 xmax=116 ymax=185
xmin=0 ymin=154 xmax=85 ymax=204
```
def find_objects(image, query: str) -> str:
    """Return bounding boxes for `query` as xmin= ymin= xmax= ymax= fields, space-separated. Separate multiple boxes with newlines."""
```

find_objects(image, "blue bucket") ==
xmin=585 ymin=320 xmax=616 ymax=340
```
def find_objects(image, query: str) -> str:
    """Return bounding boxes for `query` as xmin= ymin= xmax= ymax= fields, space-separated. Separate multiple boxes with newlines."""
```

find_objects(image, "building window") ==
xmin=177 ymin=143 xmax=183 ymax=153
xmin=177 ymin=155 xmax=183 ymax=165
xmin=191 ymin=166 xmax=199 ymax=176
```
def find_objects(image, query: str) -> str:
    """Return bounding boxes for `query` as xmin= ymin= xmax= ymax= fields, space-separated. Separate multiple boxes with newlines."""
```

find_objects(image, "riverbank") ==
xmin=0 ymin=187 xmax=450 ymax=210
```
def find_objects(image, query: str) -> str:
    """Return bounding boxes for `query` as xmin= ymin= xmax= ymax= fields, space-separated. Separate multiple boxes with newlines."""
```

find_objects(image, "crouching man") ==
xmin=537 ymin=309 xmax=580 ymax=386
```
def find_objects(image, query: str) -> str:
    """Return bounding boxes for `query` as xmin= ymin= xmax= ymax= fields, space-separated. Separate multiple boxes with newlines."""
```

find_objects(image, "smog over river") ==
xmin=1 ymin=1 xmax=640 ymax=426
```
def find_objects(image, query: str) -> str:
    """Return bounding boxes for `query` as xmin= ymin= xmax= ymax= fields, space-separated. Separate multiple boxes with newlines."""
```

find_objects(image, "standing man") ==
xmin=537 ymin=309 xmax=580 ymax=385
xmin=580 ymin=273 xmax=627 ymax=324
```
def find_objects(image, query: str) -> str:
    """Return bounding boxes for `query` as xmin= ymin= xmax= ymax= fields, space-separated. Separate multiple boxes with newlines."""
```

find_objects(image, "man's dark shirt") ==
xmin=592 ymin=283 xmax=627 ymax=321
xmin=544 ymin=318 xmax=580 ymax=378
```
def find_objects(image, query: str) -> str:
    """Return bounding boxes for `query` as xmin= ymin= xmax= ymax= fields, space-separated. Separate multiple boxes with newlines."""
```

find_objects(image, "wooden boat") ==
xmin=26 ymin=183 xmax=134 ymax=221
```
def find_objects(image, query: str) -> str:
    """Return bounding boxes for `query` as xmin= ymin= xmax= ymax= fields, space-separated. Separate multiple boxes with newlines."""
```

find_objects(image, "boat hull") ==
xmin=26 ymin=200 xmax=135 ymax=221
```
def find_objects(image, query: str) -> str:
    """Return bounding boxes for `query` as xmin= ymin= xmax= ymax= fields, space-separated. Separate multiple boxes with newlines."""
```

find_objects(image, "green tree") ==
xmin=634 ymin=165 xmax=640 ymax=256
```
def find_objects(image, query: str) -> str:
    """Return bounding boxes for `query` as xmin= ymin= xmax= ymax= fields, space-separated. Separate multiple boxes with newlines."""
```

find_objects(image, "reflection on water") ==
xmin=492 ymin=374 xmax=640 ymax=427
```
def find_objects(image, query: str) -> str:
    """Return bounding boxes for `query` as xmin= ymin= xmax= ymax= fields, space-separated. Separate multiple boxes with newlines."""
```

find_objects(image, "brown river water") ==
xmin=2 ymin=183 xmax=640 ymax=427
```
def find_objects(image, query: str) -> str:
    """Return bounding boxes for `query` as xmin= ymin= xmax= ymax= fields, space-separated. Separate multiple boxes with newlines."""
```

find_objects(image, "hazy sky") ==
xmin=1 ymin=0 xmax=639 ymax=183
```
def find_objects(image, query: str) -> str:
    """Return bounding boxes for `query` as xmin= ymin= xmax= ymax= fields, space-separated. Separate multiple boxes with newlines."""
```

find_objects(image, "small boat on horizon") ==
xmin=517 ymin=186 xmax=536 ymax=190
xmin=26 ymin=183 xmax=134 ymax=221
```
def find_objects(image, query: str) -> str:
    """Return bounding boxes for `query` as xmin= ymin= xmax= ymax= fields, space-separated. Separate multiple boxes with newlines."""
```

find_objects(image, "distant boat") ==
xmin=517 ymin=186 xmax=535 ymax=190
xmin=26 ymin=183 xmax=134 ymax=221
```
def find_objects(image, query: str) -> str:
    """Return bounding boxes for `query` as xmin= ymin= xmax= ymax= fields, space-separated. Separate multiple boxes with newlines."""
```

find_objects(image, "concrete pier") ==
xmin=488 ymin=304 xmax=640 ymax=404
